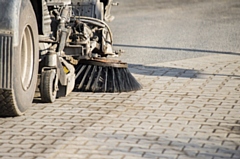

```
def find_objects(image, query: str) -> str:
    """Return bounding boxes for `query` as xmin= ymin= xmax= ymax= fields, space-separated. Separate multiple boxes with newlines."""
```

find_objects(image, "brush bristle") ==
xmin=74 ymin=64 xmax=142 ymax=92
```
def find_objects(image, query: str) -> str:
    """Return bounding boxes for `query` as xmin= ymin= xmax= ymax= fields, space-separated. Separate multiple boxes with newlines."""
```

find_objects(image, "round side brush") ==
xmin=74 ymin=59 xmax=142 ymax=92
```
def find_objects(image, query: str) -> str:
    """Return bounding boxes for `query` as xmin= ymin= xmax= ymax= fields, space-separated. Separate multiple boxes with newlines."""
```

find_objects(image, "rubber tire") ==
xmin=40 ymin=70 xmax=57 ymax=103
xmin=0 ymin=0 xmax=39 ymax=117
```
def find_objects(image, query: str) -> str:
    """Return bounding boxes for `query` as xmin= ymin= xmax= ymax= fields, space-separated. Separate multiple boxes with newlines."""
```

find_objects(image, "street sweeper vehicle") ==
xmin=0 ymin=0 xmax=141 ymax=117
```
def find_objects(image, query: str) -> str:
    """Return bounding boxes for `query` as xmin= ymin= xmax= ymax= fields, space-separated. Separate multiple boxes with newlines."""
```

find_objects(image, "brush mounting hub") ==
xmin=78 ymin=58 xmax=128 ymax=68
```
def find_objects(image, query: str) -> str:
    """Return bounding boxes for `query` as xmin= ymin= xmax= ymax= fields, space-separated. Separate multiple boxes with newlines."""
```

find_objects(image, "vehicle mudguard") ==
xmin=0 ymin=0 xmax=23 ymax=90
xmin=0 ymin=0 xmax=23 ymax=47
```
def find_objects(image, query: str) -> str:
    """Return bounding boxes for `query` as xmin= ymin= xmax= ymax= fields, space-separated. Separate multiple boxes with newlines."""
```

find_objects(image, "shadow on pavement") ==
xmin=128 ymin=64 xmax=198 ymax=78
xmin=128 ymin=64 xmax=240 ymax=79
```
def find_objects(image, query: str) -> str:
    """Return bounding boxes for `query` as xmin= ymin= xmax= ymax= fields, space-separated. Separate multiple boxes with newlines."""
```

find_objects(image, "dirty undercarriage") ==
xmin=0 ymin=0 xmax=141 ymax=117
xmin=39 ymin=0 xmax=141 ymax=100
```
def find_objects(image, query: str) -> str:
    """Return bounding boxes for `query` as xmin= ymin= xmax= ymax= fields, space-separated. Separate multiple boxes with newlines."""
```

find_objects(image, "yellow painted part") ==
xmin=63 ymin=66 xmax=70 ymax=74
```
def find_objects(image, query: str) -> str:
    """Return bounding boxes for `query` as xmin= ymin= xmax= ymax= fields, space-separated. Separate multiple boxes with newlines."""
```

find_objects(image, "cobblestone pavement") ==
xmin=0 ymin=54 xmax=240 ymax=159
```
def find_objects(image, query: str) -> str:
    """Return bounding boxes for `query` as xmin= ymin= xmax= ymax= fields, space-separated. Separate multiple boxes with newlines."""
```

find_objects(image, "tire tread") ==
xmin=0 ymin=89 xmax=18 ymax=117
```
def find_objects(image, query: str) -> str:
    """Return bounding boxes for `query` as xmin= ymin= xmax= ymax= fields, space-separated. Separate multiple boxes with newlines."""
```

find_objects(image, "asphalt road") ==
xmin=109 ymin=0 xmax=240 ymax=64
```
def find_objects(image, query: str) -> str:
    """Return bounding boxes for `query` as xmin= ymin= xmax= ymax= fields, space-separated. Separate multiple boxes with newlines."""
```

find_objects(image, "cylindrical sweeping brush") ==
xmin=74 ymin=59 xmax=142 ymax=92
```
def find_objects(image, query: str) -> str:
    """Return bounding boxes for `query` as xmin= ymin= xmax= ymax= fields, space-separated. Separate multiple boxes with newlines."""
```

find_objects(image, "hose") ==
xmin=77 ymin=16 xmax=114 ymax=44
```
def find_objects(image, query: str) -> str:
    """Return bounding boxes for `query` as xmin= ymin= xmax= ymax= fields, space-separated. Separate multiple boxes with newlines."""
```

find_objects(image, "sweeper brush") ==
xmin=74 ymin=59 xmax=142 ymax=92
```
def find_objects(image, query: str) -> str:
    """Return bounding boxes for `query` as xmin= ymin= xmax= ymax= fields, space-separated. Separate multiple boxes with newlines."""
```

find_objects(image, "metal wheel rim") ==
xmin=20 ymin=25 xmax=34 ymax=90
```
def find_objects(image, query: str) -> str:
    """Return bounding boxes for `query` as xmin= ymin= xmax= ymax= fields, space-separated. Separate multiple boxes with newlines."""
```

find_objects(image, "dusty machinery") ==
xmin=0 ymin=0 xmax=141 ymax=117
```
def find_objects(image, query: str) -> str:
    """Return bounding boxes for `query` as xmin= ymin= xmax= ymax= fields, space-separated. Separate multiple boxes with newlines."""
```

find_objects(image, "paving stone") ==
xmin=1 ymin=54 xmax=240 ymax=159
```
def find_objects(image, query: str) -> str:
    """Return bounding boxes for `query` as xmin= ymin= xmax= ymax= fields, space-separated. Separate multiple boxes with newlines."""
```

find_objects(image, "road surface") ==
xmin=110 ymin=0 xmax=240 ymax=64
xmin=0 ymin=1 xmax=239 ymax=159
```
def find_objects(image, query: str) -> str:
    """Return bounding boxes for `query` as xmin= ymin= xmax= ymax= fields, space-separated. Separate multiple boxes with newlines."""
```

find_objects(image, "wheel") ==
xmin=0 ymin=0 xmax=39 ymax=117
xmin=40 ymin=70 xmax=58 ymax=103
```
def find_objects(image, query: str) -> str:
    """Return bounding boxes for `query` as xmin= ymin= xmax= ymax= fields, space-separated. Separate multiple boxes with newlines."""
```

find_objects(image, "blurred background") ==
xmin=108 ymin=0 xmax=240 ymax=64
